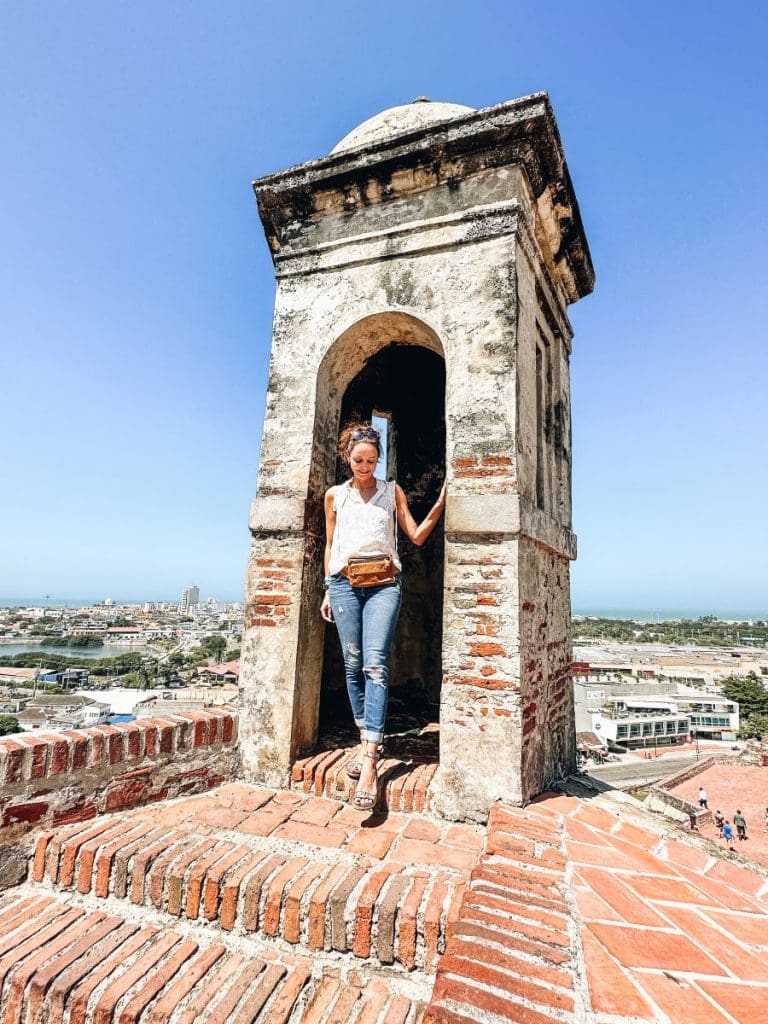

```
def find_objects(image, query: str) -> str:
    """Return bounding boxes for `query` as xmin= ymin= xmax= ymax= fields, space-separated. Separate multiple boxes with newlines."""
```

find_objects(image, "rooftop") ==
xmin=26 ymin=693 xmax=95 ymax=706
xmin=668 ymin=761 xmax=768 ymax=871
xmin=2 ymin=761 xmax=768 ymax=1022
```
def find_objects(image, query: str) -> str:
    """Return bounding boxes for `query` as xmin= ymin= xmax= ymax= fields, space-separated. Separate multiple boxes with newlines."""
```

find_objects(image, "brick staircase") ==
xmin=290 ymin=748 xmax=438 ymax=813
xmin=0 ymin=778 xmax=482 ymax=1023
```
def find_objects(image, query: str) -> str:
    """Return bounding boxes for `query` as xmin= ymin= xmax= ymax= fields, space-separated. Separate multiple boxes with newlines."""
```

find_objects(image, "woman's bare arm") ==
xmin=395 ymin=482 xmax=446 ymax=547
xmin=320 ymin=490 xmax=337 ymax=621
xmin=323 ymin=489 xmax=336 ymax=575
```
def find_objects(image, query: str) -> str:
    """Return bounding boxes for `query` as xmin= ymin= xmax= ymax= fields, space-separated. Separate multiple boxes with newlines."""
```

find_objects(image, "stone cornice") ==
xmin=253 ymin=92 xmax=594 ymax=304
xmin=272 ymin=199 xmax=521 ymax=278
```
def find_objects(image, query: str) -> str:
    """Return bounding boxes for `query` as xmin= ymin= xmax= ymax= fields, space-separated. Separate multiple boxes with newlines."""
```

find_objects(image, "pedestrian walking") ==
xmin=722 ymin=820 xmax=735 ymax=852
xmin=714 ymin=810 xmax=724 ymax=837
xmin=733 ymin=809 xmax=748 ymax=841
xmin=698 ymin=786 xmax=708 ymax=810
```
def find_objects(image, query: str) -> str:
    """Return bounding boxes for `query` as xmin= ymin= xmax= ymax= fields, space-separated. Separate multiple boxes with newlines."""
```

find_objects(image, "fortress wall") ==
xmin=0 ymin=709 xmax=239 ymax=874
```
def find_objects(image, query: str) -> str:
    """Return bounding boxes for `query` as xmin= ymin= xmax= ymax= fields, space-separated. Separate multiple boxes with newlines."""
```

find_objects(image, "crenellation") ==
xmin=0 ymin=712 xmax=239 ymax=843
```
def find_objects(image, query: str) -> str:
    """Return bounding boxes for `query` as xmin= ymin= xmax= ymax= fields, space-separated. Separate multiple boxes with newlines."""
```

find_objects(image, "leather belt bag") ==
xmin=344 ymin=555 xmax=397 ymax=588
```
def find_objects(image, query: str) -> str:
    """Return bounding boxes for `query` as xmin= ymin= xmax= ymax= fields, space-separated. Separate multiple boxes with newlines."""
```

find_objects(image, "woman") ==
xmin=321 ymin=422 xmax=446 ymax=811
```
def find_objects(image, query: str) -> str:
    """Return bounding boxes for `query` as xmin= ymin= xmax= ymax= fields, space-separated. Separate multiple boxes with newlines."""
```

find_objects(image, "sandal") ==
xmin=345 ymin=734 xmax=364 ymax=780
xmin=352 ymin=750 xmax=380 ymax=812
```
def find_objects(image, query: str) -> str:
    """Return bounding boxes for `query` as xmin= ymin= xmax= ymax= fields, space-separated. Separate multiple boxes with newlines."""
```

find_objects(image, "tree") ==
xmin=738 ymin=713 xmax=768 ymax=740
xmin=136 ymin=662 xmax=156 ymax=690
xmin=200 ymin=635 xmax=227 ymax=663
xmin=722 ymin=673 xmax=768 ymax=721
xmin=0 ymin=715 xmax=21 ymax=736
xmin=167 ymin=651 xmax=187 ymax=672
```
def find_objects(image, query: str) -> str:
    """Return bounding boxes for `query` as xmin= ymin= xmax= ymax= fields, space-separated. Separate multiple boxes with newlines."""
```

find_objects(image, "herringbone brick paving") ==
xmin=3 ymin=775 xmax=768 ymax=1023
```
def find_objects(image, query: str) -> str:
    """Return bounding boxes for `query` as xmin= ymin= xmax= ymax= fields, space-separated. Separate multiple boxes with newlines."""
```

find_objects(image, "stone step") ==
xmin=291 ymin=749 xmax=437 ymax=812
xmin=0 ymin=888 xmax=428 ymax=1024
xmin=27 ymin=783 xmax=481 ymax=973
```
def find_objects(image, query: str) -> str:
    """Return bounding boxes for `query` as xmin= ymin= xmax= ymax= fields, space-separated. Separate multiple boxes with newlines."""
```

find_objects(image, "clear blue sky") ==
xmin=1 ymin=1 xmax=766 ymax=615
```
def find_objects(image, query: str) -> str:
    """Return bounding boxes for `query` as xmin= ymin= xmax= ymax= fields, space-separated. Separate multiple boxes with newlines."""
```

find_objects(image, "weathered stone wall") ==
xmin=242 ymin=229 xmax=522 ymax=789
xmin=241 ymin=535 xmax=308 ymax=785
xmin=242 ymin=94 xmax=594 ymax=818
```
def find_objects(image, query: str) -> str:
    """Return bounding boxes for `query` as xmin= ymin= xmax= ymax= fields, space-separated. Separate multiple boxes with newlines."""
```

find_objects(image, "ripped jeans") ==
xmin=328 ymin=573 xmax=402 ymax=743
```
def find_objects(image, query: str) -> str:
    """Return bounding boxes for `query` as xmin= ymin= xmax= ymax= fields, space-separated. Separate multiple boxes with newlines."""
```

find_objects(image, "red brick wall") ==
xmin=452 ymin=454 xmax=516 ymax=491
xmin=0 ymin=711 xmax=239 ymax=844
xmin=245 ymin=556 xmax=297 ymax=628
xmin=519 ymin=541 xmax=575 ymax=798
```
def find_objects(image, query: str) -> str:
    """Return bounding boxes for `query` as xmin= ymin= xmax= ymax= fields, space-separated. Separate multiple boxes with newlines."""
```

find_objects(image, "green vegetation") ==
xmin=36 ymin=635 xmax=104 ymax=648
xmin=572 ymin=616 xmax=768 ymax=648
xmin=199 ymin=635 xmax=227 ymax=662
xmin=0 ymin=715 xmax=20 ymax=736
xmin=0 ymin=651 xmax=144 ymax=677
xmin=163 ymin=635 xmax=229 ymax=670
xmin=739 ymin=713 xmax=768 ymax=740
xmin=721 ymin=673 xmax=768 ymax=737
xmin=121 ymin=672 xmax=155 ymax=689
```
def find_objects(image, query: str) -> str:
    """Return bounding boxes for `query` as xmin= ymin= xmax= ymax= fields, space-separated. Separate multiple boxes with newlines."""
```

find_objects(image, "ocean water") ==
xmin=0 ymin=643 xmax=152 ymax=659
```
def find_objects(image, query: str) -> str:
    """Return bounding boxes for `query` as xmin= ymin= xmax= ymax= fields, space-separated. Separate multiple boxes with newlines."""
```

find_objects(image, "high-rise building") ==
xmin=179 ymin=586 xmax=200 ymax=614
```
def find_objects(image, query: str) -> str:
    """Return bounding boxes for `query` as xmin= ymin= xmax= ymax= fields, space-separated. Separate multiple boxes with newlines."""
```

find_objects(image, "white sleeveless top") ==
xmin=328 ymin=479 xmax=401 ymax=575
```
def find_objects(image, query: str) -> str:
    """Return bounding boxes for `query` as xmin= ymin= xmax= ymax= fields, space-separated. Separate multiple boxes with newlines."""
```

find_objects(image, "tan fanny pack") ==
xmin=344 ymin=555 xmax=397 ymax=588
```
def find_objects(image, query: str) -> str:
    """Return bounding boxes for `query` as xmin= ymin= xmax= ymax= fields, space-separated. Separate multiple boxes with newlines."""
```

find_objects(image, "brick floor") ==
xmin=292 ymin=747 xmax=438 ymax=812
xmin=427 ymin=788 xmax=768 ymax=1024
xmin=30 ymin=783 xmax=481 ymax=974
xmin=4 ymin=776 xmax=768 ymax=1023
xmin=551 ymin=788 xmax=768 ymax=1024
xmin=668 ymin=762 xmax=768 ymax=869
xmin=0 ymin=891 xmax=427 ymax=1024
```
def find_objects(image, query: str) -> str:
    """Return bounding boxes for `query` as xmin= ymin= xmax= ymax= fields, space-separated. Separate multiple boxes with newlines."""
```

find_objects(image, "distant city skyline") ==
xmin=1 ymin=3 xmax=765 ymax=610
xmin=0 ymin=596 xmax=765 ymax=624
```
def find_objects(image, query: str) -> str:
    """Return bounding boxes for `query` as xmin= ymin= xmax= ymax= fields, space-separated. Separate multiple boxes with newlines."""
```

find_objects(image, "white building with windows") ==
xmin=673 ymin=687 xmax=739 ymax=740
xmin=590 ymin=703 xmax=690 ymax=750
xmin=574 ymin=680 xmax=740 ymax=750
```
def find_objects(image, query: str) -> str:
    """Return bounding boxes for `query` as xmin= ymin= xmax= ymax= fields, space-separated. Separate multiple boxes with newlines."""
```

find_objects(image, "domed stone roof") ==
xmin=331 ymin=98 xmax=476 ymax=155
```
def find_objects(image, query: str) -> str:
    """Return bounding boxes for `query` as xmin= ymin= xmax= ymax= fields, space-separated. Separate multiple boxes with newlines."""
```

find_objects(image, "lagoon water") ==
xmin=0 ymin=643 xmax=151 ymax=660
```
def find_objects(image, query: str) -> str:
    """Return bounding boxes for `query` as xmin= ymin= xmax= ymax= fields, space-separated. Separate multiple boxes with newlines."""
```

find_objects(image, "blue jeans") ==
xmin=328 ymin=573 xmax=402 ymax=743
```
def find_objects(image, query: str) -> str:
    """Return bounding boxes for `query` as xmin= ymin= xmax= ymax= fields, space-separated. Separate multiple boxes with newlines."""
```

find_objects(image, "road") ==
xmin=585 ymin=753 xmax=705 ymax=789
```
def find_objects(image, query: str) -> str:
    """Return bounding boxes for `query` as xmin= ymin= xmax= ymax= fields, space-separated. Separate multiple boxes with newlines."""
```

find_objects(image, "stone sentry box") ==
xmin=240 ymin=94 xmax=594 ymax=821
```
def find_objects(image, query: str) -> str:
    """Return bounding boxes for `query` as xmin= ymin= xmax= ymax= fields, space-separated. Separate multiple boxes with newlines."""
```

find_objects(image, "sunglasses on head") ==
xmin=349 ymin=427 xmax=380 ymax=442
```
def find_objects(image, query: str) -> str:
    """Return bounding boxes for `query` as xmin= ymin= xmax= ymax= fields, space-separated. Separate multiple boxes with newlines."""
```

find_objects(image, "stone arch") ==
xmin=291 ymin=312 xmax=447 ymax=756
xmin=307 ymin=312 xmax=445 ymax=500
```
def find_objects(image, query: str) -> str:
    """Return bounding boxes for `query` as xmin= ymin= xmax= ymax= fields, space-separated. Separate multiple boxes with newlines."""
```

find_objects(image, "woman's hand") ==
xmin=320 ymin=591 xmax=334 ymax=622
xmin=395 ymin=480 xmax=447 ymax=547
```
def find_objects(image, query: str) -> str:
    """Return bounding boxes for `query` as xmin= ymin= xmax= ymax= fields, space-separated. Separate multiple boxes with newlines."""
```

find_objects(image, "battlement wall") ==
xmin=0 ymin=710 xmax=239 ymax=854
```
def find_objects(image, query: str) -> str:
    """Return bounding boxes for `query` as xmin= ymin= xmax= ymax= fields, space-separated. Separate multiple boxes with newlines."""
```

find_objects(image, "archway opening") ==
xmin=318 ymin=342 xmax=446 ymax=757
